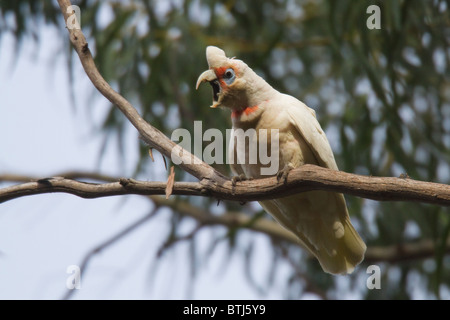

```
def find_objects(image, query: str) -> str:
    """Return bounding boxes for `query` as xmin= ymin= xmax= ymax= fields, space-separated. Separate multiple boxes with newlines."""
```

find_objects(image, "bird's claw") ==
xmin=231 ymin=174 xmax=251 ymax=187
xmin=277 ymin=164 xmax=294 ymax=184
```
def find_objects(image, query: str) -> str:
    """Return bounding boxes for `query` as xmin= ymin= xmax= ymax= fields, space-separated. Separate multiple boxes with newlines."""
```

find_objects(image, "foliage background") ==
xmin=0 ymin=0 xmax=449 ymax=299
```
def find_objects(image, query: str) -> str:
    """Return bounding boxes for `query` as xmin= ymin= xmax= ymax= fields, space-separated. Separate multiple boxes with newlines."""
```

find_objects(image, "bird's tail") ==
xmin=260 ymin=192 xmax=366 ymax=275
xmin=312 ymin=216 xmax=366 ymax=275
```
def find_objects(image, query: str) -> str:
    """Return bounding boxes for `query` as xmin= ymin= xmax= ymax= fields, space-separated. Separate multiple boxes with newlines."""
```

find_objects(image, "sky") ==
xmin=0 ymin=24 xmax=289 ymax=300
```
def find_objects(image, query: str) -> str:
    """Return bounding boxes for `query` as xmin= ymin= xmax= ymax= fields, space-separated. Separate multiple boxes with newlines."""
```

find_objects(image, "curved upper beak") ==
xmin=196 ymin=69 xmax=221 ymax=108
xmin=195 ymin=69 xmax=217 ymax=90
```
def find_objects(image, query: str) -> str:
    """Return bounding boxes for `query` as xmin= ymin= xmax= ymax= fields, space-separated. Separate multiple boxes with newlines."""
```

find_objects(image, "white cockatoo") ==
xmin=196 ymin=46 xmax=366 ymax=274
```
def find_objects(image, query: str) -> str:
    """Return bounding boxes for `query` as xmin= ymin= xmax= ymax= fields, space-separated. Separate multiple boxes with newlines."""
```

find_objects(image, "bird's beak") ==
xmin=196 ymin=69 xmax=216 ymax=89
xmin=196 ymin=69 xmax=221 ymax=108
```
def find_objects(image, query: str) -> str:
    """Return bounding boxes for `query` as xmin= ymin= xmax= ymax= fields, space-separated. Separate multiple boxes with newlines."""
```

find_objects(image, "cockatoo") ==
xmin=196 ymin=46 xmax=366 ymax=275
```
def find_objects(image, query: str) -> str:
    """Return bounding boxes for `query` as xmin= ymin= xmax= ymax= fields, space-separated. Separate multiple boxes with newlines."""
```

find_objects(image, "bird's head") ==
xmin=196 ymin=46 xmax=268 ymax=112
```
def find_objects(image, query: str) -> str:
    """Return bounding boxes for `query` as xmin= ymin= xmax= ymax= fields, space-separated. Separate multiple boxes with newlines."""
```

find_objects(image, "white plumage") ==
xmin=197 ymin=46 xmax=366 ymax=274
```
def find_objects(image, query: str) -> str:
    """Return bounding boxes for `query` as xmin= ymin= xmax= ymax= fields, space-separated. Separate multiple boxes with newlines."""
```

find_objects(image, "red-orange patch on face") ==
xmin=231 ymin=105 xmax=259 ymax=119
xmin=214 ymin=66 xmax=236 ymax=88
xmin=214 ymin=66 xmax=229 ymax=78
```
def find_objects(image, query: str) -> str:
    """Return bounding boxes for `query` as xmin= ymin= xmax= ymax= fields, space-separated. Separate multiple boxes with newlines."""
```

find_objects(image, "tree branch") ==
xmin=62 ymin=206 xmax=160 ymax=300
xmin=2 ymin=171 xmax=449 ymax=264
xmin=1 ymin=164 xmax=449 ymax=206
xmin=151 ymin=195 xmax=450 ymax=264
xmin=147 ymin=195 xmax=300 ymax=244
xmin=364 ymin=239 xmax=450 ymax=264
xmin=57 ymin=0 xmax=227 ymax=186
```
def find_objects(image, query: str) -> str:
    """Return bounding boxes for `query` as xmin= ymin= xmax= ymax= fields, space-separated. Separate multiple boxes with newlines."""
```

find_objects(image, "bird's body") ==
xmin=196 ymin=46 xmax=366 ymax=274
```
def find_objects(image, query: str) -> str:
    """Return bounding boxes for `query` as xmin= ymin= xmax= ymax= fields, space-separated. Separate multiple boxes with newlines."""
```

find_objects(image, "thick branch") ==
xmin=1 ymin=165 xmax=449 ymax=206
xmin=2 ymin=171 xmax=449 ymax=263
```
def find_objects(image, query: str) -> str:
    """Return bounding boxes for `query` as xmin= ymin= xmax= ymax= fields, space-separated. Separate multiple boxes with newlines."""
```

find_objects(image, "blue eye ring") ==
xmin=223 ymin=68 xmax=235 ymax=85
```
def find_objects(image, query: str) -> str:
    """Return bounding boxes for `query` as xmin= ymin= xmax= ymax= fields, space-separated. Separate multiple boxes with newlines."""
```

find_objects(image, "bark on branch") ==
xmin=1 ymin=165 xmax=450 ymax=206
xmin=2 ymin=172 xmax=449 ymax=264
xmin=57 ymin=0 xmax=227 ymax=185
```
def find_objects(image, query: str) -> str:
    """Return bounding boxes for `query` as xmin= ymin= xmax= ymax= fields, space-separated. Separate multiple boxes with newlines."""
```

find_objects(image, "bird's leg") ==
xmin=277 ymin=163 xmax=295 ymax=184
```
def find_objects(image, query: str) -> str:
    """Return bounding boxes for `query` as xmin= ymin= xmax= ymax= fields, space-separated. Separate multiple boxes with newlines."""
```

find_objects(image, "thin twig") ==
xmin=62 ymin=206 xmax=159 ymax=300
xmin=156 ymin=224 xmax=204 ymax=258
xmin=147 ymin=196 xmax=450 ymax=264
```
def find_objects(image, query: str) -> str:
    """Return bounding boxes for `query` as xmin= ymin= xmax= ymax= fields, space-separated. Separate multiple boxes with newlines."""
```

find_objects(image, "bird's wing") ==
xmin=265 ymin=95 xmax=366 ymax=274
xmin=282 ymin=94 xmax=339 ymax=171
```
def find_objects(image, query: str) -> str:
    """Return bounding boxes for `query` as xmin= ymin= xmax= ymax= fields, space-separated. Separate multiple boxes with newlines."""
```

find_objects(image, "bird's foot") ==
xmin=231 ymin=174 xmax=252 ymax=200
xmin=231 ymin=174 xmax=252 ymax=187
xmin=277 ymin=164 xmax=295 ymax=184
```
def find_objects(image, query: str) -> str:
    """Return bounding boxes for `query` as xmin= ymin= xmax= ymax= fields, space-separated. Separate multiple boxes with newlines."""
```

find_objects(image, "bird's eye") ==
xmin=225 ymin=70 xmax=234 ymax=78
xmin=223 ymin=68 xmax=235 ymax=84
